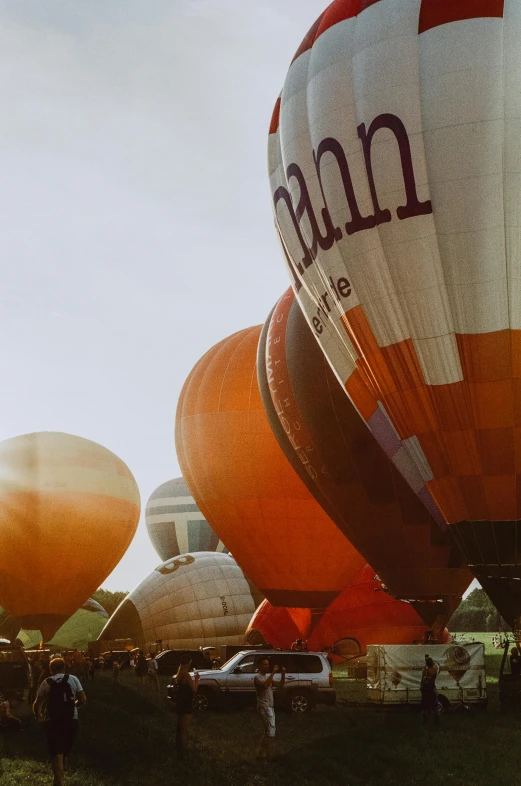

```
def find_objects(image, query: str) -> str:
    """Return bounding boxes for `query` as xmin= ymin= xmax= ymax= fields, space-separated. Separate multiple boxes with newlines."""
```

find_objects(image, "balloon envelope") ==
xmin=99 ymin=552 xmax=256 ymax=651
xmin=175 ymin=326 xmax=365 ymax=615
xmin=0 ymin=432 xmax=140 ymax=639
xmin=246 ymin=566 xmax=449 ymax=658
xmin=270 ymin=2 xmax=521 ymax=625
xmin=309 ymin=565 xmax=450 ymax=658
xmin=146 ymin=477 xmax=228 ymax=562
xmin=245 ymin=601 xmax=313 ymax=649
xmin=19 ymin=599 xmax=110 ymax=650
xmin=260 ymin=289 xmax=472 ymax=628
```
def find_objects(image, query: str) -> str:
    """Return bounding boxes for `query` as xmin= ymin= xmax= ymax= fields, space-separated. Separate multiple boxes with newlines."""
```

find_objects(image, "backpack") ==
xmin=47 ymin=676 xmax=75 ymax=721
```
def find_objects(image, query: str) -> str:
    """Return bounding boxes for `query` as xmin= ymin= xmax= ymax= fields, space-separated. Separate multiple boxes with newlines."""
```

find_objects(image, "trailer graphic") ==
xmin=366 ymin=643 xmax=487 ymax=712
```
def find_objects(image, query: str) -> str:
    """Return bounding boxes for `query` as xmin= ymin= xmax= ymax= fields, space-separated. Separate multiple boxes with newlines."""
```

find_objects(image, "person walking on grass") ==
xmin=254 ymin=657 xmax=286 ymax=761
xmin=147 ymin=653 xmax=160 ymax=693
xmin=174 ymin=654 xmax=200 ymax=760
xmin=33 ymin=657 xmax=86 ymax=786
xmin=112 ymin=658 xmax=121 ymax=691
xmin=0 ymin=690 xmax=23 ymax=733
xmin=420 ymin=656 xmax=440 ymax=725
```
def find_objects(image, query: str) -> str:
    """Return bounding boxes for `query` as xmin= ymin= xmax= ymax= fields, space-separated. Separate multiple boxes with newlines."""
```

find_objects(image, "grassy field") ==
xmin=1 ymin=634 xmax=520 ymax=785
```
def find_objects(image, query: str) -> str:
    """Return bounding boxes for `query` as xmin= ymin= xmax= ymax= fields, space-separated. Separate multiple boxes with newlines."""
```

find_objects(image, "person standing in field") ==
xmin=33 ymin=657 xmax=86 ymax=786
xmin=174 ymin=654 xmax=200 ymax=760
xmin=112 ymin=658 xmax=121 ymax=691
xmin=147 ymin=653 xmax=160 ymax=692
xmin=420 ymin=656 xmax=440 ymax=724
xmin=254 ymin=657 xmax=286 ymax=760
xmin=0 ymin=690 xmax=23 ymax=733
xmin=136 ymin=651 xmax=147 ymax=688
xmin=510 ymin=646 xmax=521 ymax=676
xmin=38 ymin=657 xmax=51 ymax=689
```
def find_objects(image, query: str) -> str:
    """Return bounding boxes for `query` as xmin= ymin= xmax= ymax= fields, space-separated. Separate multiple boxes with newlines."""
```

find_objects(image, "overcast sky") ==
xmin=0 ymin=0 xmax=328 ymax=591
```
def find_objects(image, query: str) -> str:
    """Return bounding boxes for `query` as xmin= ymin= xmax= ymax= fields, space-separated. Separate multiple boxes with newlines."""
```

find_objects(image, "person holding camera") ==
xmin=254 ymin=657 xmax=286 ymax=760
xmin=420 ymin=654 xmax=440 ymax=724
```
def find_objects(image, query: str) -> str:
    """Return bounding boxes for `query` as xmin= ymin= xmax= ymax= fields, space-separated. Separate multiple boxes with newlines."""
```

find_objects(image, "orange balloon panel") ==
xmin=175 ymin=326 xmax=365 ymax=611
xmin=260 ymin=288 xmax=472 ymax=627
xmin=245 ymin=600 xmax=305 ymax=649
xmin=0 ymin=432 xmax=140 ymax=638
xmin=309 ymin=566 xmax=449 ymax=658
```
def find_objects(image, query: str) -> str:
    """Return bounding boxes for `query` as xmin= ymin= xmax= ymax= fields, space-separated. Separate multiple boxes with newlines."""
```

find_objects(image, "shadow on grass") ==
xmin=0 ymin=644 xmax=519 ymax=786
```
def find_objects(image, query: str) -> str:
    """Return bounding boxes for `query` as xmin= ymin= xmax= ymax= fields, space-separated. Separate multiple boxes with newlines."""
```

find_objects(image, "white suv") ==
xmin=167 ymin=649 xmax=336 ymax=713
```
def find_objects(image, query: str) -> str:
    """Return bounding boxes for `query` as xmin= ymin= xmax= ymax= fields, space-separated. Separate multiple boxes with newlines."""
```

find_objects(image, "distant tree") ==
xmin=448 ymin=588 xmax=510 ymax=632
xmin=92 ymin=589 xmax=128 ymax=618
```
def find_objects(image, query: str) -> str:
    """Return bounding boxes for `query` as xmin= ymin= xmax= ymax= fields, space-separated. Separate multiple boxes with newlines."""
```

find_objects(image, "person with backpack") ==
xmin=33 ymin=657 xmax=86 ymax=786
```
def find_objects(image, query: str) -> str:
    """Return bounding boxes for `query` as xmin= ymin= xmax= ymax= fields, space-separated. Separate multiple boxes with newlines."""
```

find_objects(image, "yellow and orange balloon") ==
xmin=0 ymin=432 xmax=140 ymax=641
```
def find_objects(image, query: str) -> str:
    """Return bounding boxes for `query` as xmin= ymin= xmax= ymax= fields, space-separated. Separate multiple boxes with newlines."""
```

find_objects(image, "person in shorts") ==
xmin=33 ymin=657 xmax=86 ymax=786
xmin=254 ymin=657 xmax=285 ymax=760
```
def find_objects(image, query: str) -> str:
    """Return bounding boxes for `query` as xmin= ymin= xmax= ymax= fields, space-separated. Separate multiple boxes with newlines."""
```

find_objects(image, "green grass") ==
xmin=1 ymin=634 xmax=520 ymax=786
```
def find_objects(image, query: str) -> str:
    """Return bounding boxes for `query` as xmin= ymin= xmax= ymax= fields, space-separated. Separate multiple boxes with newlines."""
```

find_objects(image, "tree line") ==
xmin=92 ymin=589 xmax=128 ymax=617
xmin=448 ymin=588 xmax=510 ymax=632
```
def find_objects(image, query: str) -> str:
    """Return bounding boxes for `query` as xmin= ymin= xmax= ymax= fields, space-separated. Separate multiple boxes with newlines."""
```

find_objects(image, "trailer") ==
xmin=366 ymin=643 xmax=487 ymax=712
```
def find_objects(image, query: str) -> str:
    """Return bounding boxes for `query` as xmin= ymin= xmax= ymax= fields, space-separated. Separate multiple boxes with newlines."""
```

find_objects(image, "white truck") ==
xmin=366 ymin=642 xmax=487 ymax=712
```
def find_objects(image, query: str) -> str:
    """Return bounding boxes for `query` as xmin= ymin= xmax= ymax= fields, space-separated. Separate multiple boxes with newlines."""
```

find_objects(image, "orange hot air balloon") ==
xmin=175 ymin=326 xmax=365 ymax=624
xmin=258 ymin=289 xmax=472 ymax=633
xmin=0 ymin=432 xmax=140 ymax=641
xmin=245 ymin=601 xmax=306 ymax=649
xmin=308 ymin=565 xmax=451 ymax=660
xmin=246 ymin=566 xmax=451 ymax=660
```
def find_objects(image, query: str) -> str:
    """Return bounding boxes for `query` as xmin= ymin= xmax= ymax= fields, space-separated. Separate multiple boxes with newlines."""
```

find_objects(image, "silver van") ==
xmin=167 ymin=649 xmax=336 ymax=713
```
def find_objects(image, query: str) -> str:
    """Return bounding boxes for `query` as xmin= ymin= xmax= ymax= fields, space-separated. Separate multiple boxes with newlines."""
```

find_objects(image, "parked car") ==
xmin=154 ymin=650 xmax=211 ymax=676
xmin=167 ymin=649 xmax=335 ymax=713
xmin=101 ymin=650 xmax=132 ymax=669
xmin=0 ymin=641 xmax=31 ymax=700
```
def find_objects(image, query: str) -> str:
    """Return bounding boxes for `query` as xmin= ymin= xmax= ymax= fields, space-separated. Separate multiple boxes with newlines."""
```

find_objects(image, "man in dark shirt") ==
xmin=420 ymin=657 xmax=440 ymax=724
xmin=510 ymin=646 xmax=521 ymax=677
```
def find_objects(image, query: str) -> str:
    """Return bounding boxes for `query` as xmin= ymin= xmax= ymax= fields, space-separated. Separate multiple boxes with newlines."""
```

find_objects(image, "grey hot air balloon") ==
xmin=145 ymin=478 xmax=228 ymax=562
xmin=99 ymin=552 xmax=255 ymax=651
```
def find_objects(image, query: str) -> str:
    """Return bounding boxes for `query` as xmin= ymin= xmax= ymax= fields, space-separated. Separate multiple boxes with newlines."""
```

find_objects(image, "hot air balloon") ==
xmin=175 ymin=326 xmax=365 ymax=626
xmin=245 ymin=602 xmax=313 ymax=650
xmin=246 ymin=566 xmax=449 ymax=659
xmin=308 ymin=565 xmax=450 ymax=659
xmin=99 ymin=552 xmax=256 ymax=651
xmin=258 ymin=288 xmax=472 ymax=632
xmin=146 ymin=478 xmax=228 ymax=562
xmin=19 ymin=598 xmax=110 ymax=651
xmin=270 ymin=1 xmax=521 ymax=627
xmin=0 ymin=607 xmax=21 ymax=644
xmin=0 ymin=432 xmax=140 ymax=640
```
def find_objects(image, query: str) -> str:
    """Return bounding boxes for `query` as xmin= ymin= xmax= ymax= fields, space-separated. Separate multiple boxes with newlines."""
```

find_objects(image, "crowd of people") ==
xmin=2 ymin=632 xmax=521 ymax=777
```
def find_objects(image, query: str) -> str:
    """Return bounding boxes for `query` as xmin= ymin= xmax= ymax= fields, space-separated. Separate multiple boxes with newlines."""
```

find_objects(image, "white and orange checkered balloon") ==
xmin=270 ymin=0 xmax=521 ymax=623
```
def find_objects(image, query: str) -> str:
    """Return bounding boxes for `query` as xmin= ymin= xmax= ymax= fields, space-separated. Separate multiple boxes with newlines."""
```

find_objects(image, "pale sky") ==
xmin=0 ymin=1 xmax=479 ymax=601
xmin=0 ymin=0 xmax=328 ymax=591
